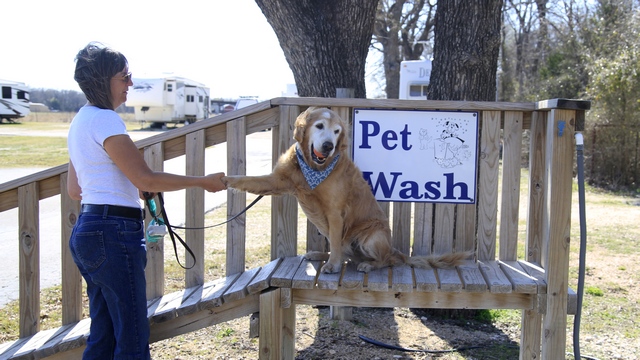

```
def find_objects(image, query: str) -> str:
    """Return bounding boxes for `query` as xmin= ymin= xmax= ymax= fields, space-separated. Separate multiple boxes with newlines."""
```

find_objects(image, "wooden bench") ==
xmin=247 ymin=98 xmax=590 ymax=359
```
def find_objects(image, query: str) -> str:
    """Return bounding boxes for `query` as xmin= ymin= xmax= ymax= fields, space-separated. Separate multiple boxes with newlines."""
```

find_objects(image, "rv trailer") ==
xmin=127 ymin=76 xmax=210 ymax=128
xmin=399 ymin=59 xmax=432 ymax=100
xmin=1 ymin=80 xmax=30 ymax=122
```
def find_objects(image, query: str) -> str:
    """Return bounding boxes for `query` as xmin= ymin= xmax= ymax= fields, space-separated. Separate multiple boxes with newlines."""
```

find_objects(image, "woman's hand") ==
xmin=204 ymin=172 xmax=227 ymax=192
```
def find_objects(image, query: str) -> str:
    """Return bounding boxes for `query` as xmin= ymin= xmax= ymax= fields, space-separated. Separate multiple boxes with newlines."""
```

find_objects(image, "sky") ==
xmin=0 ymin=0 xmax=301 ymax=100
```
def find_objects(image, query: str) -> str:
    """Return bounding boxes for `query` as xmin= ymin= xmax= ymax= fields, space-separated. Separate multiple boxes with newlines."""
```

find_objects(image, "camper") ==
xmin=399 ymin=59 xmax=432 ymax=100
xmin=127 ymin=76 xmax=209 ymax=128
xmin=0 ymin=80 xmax=30 ymax=122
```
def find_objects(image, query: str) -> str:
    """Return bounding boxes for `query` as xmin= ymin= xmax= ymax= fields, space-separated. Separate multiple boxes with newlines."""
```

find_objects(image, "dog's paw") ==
xmin=320 ymin=262 xmax=341 ymax=274
xmin=357 ymin=262 xmax=375 ymax=273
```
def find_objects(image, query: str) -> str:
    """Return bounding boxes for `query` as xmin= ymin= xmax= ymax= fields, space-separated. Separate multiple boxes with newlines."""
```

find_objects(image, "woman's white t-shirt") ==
xmin=68 ymin=105 xmax=141 ymax=208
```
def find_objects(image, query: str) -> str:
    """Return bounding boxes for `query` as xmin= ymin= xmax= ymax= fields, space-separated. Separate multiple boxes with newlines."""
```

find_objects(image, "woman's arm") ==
xmin=103 ymin=134 xmax=226 ymax=193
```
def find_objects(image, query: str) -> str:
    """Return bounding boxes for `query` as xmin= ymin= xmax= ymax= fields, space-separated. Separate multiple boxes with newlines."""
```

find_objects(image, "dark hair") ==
xmin=74 ymin=42 xmax=128 ymax=110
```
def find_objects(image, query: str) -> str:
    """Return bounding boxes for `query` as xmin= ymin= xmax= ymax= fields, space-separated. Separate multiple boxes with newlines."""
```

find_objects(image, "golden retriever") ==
xmin=222 ymin=107 xmax=471 ymax=273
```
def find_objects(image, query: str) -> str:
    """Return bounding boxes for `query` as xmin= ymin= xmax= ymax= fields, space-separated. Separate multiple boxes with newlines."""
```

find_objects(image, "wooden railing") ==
xmin=0 ymin=97 xmax=590 ymax=359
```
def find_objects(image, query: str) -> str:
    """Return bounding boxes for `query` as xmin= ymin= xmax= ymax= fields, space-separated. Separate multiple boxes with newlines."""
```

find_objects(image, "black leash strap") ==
xmin=169 ymin=195 xmax=264 ymax=230
xmin=145 ymin=192 xmax=264 ymax=269
xmin=157 ymin=192 xmax=197 ymax=270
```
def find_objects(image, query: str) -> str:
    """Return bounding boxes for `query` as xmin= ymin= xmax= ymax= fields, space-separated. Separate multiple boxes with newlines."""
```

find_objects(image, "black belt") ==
xmin=82 ymin=204 xmax=145 ymax=220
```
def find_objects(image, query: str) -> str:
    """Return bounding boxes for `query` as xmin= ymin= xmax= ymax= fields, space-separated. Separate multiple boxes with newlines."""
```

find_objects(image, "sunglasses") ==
xmin=113 ymin=72 xmax=132 ymax=83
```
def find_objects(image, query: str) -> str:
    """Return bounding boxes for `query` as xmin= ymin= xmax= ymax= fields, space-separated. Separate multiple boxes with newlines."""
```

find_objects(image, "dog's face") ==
xmin=294 ymin=107 xmax=347 ymax=170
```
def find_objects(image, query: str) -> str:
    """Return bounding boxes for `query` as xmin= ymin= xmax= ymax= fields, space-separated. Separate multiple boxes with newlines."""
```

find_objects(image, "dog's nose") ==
xmin=322 ymin=142 xmax=334 ymax=153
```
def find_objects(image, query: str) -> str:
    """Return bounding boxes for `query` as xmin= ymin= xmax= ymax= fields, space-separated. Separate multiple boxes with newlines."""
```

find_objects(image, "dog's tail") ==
xmin=405 ymin=251 xmax=474 ymax=269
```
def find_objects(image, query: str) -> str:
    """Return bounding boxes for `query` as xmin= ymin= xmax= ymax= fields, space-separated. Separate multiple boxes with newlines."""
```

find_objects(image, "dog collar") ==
xmin=296 ymin=147 xmax=340 ymax=190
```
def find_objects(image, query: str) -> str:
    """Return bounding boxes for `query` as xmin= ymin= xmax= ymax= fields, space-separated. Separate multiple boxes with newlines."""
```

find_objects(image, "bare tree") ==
xmin=372 ymin=0 xmax=436 ymax=98
xmin=255 ymin=0 xmax=379 ymax=98
xmin=428 ymin=0 xmax=504 ymax=101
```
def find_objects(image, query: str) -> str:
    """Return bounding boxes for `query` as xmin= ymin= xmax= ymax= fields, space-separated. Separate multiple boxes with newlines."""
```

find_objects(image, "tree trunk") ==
xmin=428 ymin=0 xmax=503 ymax=101
xmin=426 ymin=0 xmax=503 ymax=319
xmin=255 ymin=0 xmax=378 ymax=98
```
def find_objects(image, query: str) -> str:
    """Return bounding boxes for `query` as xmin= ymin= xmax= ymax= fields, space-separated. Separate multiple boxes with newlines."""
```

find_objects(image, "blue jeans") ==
xmin=69 ymin=212 xmax=150 ymax=360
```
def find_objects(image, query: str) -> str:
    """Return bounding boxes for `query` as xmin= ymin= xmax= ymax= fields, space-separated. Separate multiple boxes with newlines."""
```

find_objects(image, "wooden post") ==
xmin=541 ymin=108 xmax=574 ymax=359
xmin=259 ymin=288 xmax=295 ymax=360
xmin=60 ymin=173 xmax=82 ymax=324
xmin=19 ymin=182 xmax=39 ymax=337
xmin=186 ymin=129 xmax=206 ymax=287
xmin=227 ymin=118 xmax=247 ymax=275
xmin=145 ymin=143 xmax=165 ymax=299
xmin=330 ymin=89 xmax=355 ymax=321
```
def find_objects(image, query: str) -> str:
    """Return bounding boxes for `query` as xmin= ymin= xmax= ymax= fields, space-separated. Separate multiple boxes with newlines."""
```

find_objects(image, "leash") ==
xmin=144 ymin=192 xmax=263 ymax=269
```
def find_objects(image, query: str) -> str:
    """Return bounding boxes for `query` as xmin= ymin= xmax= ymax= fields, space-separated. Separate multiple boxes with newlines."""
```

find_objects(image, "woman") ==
xmin=67 ymin=42 xmax=226 ymax=359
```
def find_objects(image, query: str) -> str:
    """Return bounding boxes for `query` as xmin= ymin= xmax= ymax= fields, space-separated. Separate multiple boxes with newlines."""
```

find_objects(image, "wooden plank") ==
xmin=520 ymin=309 xmax=542 ymax=360
xmin=18 ymin=182 xmax=39 ymax=338
xmin=414 ymin=267 xmax=438 ymax=292
xmin=50 ymin=318 xmax=91 ymax=354
xmin=270 ymin=256 xmax=304 ymax=288
xmin=306 ymin=219 xmax=326 ymax=253
xmin=174 ymin=285 xmax=204 ymax=317
xmin=499 ymin=111 xmax=523 ymax=261
xmin=186 ymin=129 xmax=206 ymax=286
xmin=526 ymin=111 xmax=547 ymax=264
xmin=476 ymin=110 xmax=501 ymax=261
xmin=270 ymin=97 xmax=536 ymax=112
xmin=293 ymin=259 xmax=322 ymax=289
xmin=198 ymin=273 xmax=240 ymax=310
xmin=413 ymin=202 xmax=433 ymax=255
xmin=144 ymin=143 xmax=165 ymax=300
xmin=366 ymin=267 xmax=390 ymax=292
xmin=33 ymin=322 xmax=82 ymax=358
xmin=455 ymin=203 xmax=476 ymax=253
xmin=499 ymin=261 xmax=538 ymax=294
xmin=436 ymin=268 xmax=462 ymax=292
xmin=542 ymin=109 xmax=575 ymax=360
xmin=457 ymin=260 xmax=487 ymax=292
xmin=391 ymin=202 xmax=411 ymax=254
xmin=433 ymin=203 xmax=455 ymax=253
xmin=60 ymin=173 xmax=83 ymax=325
xmin=391 ymin=265 xmax=414 ymax=292
xmin=517 ymin=260 xmax=548 ymax=293
xmin=292 ymin=289 xmax=535 ymax=309
xmin=9 ymin=326 xmax=64 ymax=359
xmin=223 ymin=268 xmax=261 ymax=302
xmin=150 ymin=286 xmax=201 ymax=323
xmin=271 ymin=106 xmax=299 ymax=258
xmin=258 ymin=288 xmax=295 ymax=360
xmin=0 ymin=337 xmax=31 ymax=360
xmin=316 ymin=261 xmax=342 ymax=290
xmin=247 ymin=257 xmax=283 ymax=294
xmin=149 ymin=294 xmax=259 ymax=343
xmin=478 ymin=261 xmax=513 ymax=293
xmin=340 ymin=262 xmax=364 ymax=290
xmin=226 ymin=119 xmax=247 ymax=275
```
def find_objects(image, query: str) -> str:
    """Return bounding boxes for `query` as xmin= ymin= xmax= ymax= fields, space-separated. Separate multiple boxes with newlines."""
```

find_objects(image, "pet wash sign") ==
xmin=352 ymin=109 xmax=479 ymax=203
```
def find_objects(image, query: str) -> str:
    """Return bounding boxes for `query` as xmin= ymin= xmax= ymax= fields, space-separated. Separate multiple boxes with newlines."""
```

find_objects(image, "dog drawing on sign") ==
xmin=222 ymin=107 xmax=471 ymax=273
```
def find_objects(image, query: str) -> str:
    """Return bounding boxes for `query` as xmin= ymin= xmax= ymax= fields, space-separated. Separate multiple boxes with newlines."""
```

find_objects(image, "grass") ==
xmin=0 ymin=113 xmax=143 ymax=168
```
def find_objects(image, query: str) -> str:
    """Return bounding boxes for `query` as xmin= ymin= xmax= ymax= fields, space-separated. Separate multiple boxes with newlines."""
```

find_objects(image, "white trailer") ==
xmin=399 ymin=59 xmax=432 ymax=100
xmin=126 ymin=76 xmax=209 ymax=127
xmin=0 ymin=80 xmax=30 ymax=122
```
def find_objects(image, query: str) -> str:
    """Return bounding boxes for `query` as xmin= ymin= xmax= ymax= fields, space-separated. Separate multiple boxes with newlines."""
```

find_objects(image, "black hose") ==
xmin=574 ymin=133 xmax=588 ymax=359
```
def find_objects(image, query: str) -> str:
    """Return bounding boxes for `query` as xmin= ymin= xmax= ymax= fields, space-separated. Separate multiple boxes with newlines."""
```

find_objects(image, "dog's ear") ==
xmin=293 ymin=108 xmax=311 ymax=143
xmin=334 ymin=112 xmax=349 ymax=152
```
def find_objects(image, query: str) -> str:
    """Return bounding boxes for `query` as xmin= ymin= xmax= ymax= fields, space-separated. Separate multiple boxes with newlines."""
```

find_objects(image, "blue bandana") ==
xmin=296 ymin=147 xmax=340 ymax=190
